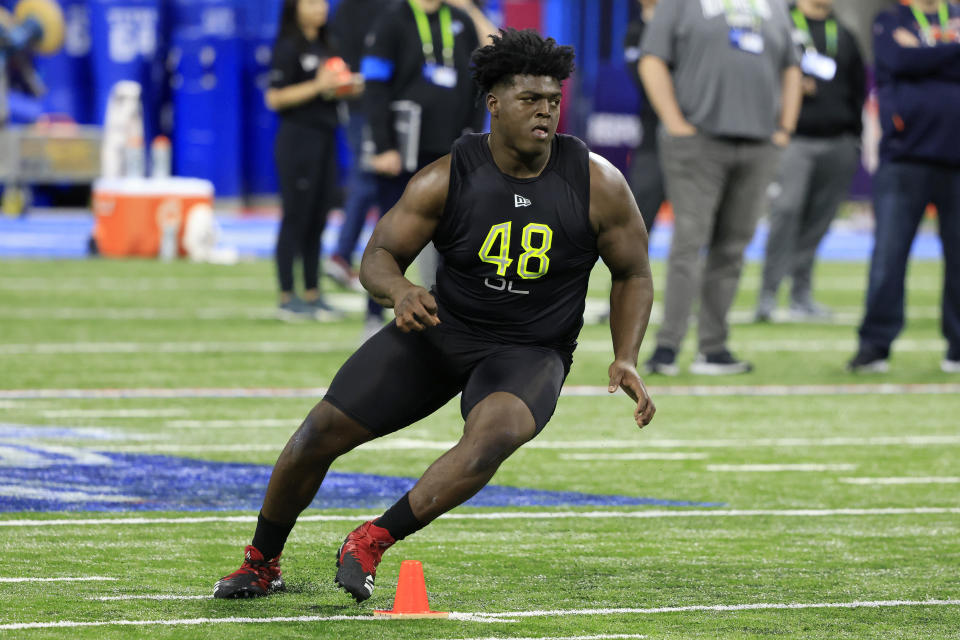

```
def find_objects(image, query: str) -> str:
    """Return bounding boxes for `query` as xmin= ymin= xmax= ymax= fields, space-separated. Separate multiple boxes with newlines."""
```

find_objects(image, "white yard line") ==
xmin=0 ymin=297 xmax=368 ymax=320
xmin=840 ymin=477 xmax=960 ymax=485
xmin=98 ymin=434 xmax=960 ymax=455
xmin=725 ymin=307 xmax=941 ymax=325
xmin=572 ymin=384 xmax=960 ymax=397
xmin=440 ymin=636 xmax=646 ymax=640
xmin=0 ymin=388 xmax=331 ymax=400
xmin=40 ymin=409 xmax=189 ymax=419
xmin=0 ymin=342 xmax=345 ymax=355
xmin=2 ymin=507 xmax=958 ymax=528
xmin=94 ymin=595 xmax=210 ymax=601
xmin=3 ymin=383 xmax=959 ymax=400
xmin=1 ymin=599 xmax=957 ymax=631
xmin=0 ymin=576 xmax=116 ymax=583
xmin=575 ymin=339 xmax=945 ymax=354
xmin=0 ymin=308 xmax=279 ymax=321
xmin=1 ymin=305 xmax=942 ymax=325
xmin=163 ymin=419 xmax=301 ymax=429
xmin=707 ymin=464 xmax=857 ymax=472
xmin=559 ymin=453 xmax=709 ymax=461
xmin=0 ymin=274 xmax=942 ymax=292
xmin=103 ymin=443 xmax=287 ymax=453
xmin=0 ymin=338 xmax=949 ymax=355
xmin=0 ymin=615 xmax=382 ymax=630
xmin=463 ymin=599 xmax=960 ymax=619
xmin=0 ymin=277 xmax=270 ymax=291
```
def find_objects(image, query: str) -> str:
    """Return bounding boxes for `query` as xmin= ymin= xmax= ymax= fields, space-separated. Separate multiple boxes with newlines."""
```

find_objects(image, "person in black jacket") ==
xmin=623 ymin=0 xmax=664 ymax=234
xmin=267 ymin=0 xmax=361 ymax=321
xmin=359 ymin=0 xmax=484 ymax=335
xmin=848 ymin=0 xmax=960 ymax=373
xmin=755 ymin=0 xmax=865 ymax=322
xmin=325 ymin=0 xmax=389 ymax=292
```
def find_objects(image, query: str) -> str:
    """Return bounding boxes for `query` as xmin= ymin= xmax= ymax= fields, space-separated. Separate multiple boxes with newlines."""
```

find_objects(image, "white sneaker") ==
xmin=688 ymin=350 xmax=753 ymax=375
xmin=942 ymin=359 xmax=960 ymax=373
xmin=788 ymin=299 xmax=833 ymax=322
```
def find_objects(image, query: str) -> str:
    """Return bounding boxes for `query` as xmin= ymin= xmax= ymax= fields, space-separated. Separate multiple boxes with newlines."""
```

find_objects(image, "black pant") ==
xmin=274 ymin=121 xmax=339 ymax=294
xmin=628 ymin=145 xmax=665 ymax=233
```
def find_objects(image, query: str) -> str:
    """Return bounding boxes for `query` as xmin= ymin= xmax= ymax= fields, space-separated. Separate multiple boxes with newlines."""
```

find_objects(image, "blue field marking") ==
xmin=0 ymin=447 xmax=722 ymax=513
xmin=0 ymin=211 xmax=944 ymax=261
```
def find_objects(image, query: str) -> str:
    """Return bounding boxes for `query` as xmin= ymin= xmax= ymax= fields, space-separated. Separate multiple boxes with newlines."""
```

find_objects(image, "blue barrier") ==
xmin=171 ymin=0 xmax=239 ymax=38
xmin=242 ymin=30 xmax=278 ymax=195
xmin=238 ymin=0 xmax=283 ymax=37
xmin=32 ymin=0 xmax=93 ymax=123
xmin=170 ymin=28 xmax=243 ymax=196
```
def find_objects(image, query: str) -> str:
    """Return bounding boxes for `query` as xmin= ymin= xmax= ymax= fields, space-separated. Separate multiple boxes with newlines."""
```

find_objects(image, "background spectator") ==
xmin=640 ymin=0 xmax=802 ymax=375
xmin=326 ymin=0 xmax=389 ymax=292
xmin=756 ymin=0 xmax=866 ymax=323
xmin=623 ymin=0 xmax=664 ymax=234
xmin=267 ymin=0 xmax=361 ymax=321
xmin=848 ymin=0 xmax=960 ymax=373
xmin=360 ymin=0 xmax=484 ymax=337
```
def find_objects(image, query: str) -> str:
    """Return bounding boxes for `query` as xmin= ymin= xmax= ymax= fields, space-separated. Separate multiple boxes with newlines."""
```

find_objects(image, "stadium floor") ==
xmin=0 ymin=224 xmax=955 ymax=637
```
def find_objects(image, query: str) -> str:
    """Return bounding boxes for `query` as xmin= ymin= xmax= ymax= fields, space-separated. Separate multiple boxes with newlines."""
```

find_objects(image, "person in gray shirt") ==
xmin=640 ymin=0 xmax=802 ymax=375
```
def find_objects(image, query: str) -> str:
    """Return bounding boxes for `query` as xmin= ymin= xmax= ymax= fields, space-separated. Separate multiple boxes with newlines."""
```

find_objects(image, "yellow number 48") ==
xmin=478 ymin=222 xmax=553 ymax=280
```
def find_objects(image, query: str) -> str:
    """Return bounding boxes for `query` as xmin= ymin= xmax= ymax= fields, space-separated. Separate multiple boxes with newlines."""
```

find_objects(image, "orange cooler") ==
xmin=92 ymin=177 xmax=214 ymax=257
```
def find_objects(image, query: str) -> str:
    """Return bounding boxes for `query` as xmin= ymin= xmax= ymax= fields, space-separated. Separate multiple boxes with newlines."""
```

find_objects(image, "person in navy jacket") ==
xmin=848 ymin=0 xmax=960 ymax=373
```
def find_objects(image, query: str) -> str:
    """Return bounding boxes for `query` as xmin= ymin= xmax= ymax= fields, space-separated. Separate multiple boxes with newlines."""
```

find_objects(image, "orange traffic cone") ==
xmin=373 ymin=560 xmax=449 ymax=619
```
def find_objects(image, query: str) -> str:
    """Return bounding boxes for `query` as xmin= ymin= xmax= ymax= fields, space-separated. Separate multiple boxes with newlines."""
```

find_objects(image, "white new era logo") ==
xmin=514 ymin=194 xmax=532 ymax=207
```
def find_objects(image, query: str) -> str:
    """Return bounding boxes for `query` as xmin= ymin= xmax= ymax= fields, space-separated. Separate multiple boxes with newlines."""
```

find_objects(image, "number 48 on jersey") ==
xmin=478 ymin=222 xmax=554 ymax=280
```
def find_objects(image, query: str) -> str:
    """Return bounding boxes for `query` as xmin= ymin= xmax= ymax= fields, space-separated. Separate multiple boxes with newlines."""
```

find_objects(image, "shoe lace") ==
xmin=223 ymin=546 xmax=280 ymax=587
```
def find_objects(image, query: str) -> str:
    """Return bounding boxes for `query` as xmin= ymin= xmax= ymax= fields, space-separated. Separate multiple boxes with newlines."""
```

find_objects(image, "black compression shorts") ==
xmin=323 ymin=320 xmax=571 ymax=437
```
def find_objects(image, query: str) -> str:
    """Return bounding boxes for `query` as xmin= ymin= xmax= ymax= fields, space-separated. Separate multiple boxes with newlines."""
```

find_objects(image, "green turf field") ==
xmin=1 ymin=258 xmax=957 ymax=639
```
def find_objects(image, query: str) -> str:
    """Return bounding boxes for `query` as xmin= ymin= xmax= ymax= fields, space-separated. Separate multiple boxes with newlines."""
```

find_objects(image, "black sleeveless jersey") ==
xmin=433 ymin=133 xmax=598 ymax=354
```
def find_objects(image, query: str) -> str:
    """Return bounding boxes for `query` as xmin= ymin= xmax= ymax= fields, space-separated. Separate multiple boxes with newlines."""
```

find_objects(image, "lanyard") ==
xmin=408 ymin=0 xmax=455 ymax=68
xmin=791 ymin=9 xmax=837 ymax=58
xmin=910 ymin=2 xmax=950 ymax=44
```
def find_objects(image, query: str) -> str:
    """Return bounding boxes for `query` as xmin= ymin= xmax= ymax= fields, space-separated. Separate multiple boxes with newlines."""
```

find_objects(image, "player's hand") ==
xmin=607 ymin=360 xmax=655 ymax=428
xmin=371 ymin=150 xmax=403 ymax=176
xmin=394 ymin=286 xmax=441 ymax=332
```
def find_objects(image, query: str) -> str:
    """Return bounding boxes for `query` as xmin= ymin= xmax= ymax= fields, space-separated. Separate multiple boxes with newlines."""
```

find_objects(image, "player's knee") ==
xmin=463 ymin=396 xmax=536 ymax=473
xmin=296 ymin=402 xmax=370 ymax=459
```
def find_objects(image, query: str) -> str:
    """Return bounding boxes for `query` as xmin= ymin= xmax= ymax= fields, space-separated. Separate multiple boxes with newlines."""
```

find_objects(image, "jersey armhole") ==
xmin=557 ymin=136 xmax=595 ymax=244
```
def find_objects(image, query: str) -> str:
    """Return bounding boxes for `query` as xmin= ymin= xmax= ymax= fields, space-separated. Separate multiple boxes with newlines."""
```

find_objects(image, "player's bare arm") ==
xmin=359 ymin=156 xmax=451 ymax=332
xmin=589 ymin=152 xmax=656 ymax=427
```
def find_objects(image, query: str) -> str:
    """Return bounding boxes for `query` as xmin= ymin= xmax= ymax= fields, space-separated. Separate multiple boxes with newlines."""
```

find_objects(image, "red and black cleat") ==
xmin=335 ymin=520 xmax=395 ymax=603
xmin=213 ymin=545 xmax=284 ymax=599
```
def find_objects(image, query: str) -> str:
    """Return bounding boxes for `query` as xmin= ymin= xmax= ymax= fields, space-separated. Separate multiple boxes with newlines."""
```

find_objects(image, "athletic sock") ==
xmin=374 ymin=492 xmax=425 ymax=541
xmin=251 ymin=511 xmax=295 ymax=560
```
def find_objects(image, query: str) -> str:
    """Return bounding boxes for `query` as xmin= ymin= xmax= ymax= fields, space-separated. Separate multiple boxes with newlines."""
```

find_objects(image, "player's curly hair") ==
xmin=471 ymin=28 xmax=575 ymax=94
